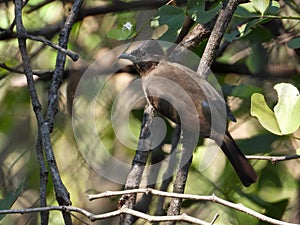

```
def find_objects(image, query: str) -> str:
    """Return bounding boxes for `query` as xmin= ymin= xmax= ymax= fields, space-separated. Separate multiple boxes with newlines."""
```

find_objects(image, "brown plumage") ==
xmin=119 ymin=40 xmax=257 ymax=186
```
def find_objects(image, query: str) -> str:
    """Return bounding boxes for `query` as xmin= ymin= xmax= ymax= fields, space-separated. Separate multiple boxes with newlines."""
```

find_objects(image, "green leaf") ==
xmin=266 ymin=1 xmax=280 ymax=15
xmin=252 ymin=0 xmax=270 ymax=16
xmin=226 ymin=1 xmax=280 ymax=42
xmin=250 ymin=93 xmax=281 ymax=135
xmin=186 ymin=0 xmax=222 ymax=24
xmin=287 ymin=37 xmax=300 ymax=49
xmin=231 ymin=84 xmax=262 ymax=99
xmin=152 ymin=5 xmax=185 ymax=42
xmin=107 ymin=13 xmax=136 ymax=40
xmin=237 ymin=134 xmax=277 ymax=154
xmin=258 ymin=199 xmax=289 ymax=225
xmin=251 ymin=83 xmax=300 ymax=135
xmin=0 ymin=180 xmax=25 ymax=221
xmin=245 ymin=27 xmax=273 ymax=43
xmin=224 ymin=18 xmax=265 ymax=41
xmin=235 ymin=1 xmax=279 ymax=18
xmin=273 ymin=83 xmax=300 ymax=135
xmin=246 ymin=43 xmax=268 ymax=74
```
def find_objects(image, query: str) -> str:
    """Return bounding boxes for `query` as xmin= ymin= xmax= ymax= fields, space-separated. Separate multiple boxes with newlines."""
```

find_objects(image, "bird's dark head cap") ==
xmin=119 ymin=40 xmax=164 ymax=63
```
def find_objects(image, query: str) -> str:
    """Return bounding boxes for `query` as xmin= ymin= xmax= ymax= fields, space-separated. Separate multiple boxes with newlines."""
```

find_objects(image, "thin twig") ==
xmin=210 ymin=213 xmax=219 ymax=224
xmin=0 ymin=62 xmax=54 ymax=76
xmin=174 ymin=16 xmax=194 ymax=44
xmin=246 ymin=154 xmax=300 ymax=164
xmin=25 ymin=0 xmax=55 ymax=13
xmin=21 ymin=32 xmax=79 ymax=61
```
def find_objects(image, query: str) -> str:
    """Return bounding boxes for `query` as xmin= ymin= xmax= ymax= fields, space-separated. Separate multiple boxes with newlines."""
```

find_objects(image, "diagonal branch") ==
xmin=20 ymin=32 xmax=79 ymax=61
xmin=197 ymin=0 xmax=244 ymax=79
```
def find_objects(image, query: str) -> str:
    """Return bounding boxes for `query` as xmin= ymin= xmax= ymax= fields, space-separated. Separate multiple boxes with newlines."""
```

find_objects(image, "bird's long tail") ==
xmin=221 ymin=130 xmax=257 ymax=186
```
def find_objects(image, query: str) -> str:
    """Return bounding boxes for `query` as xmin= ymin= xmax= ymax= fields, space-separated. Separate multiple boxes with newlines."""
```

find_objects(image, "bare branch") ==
xmin=246 ymin=154 xmax=300 ymax=164
xmin=14 ymin=0 xmax=83 ymax=224
xmin=165 ymin=143 xmax=193 ymax=225
xmin=0 ymin=205 xmax=213 ymax=225
xmin=197 ymin=0 xmax=243 ymax=79
xmin=36 ymin=132 xmax=49 ymax=225
xmin=119 ymin=104 xmax=155 ymax=225
xmin=1 ymin=0 xmax=169 ymax=41
xmin=210 ymin=214 xmax=219 ymax=224
xmin=22 ymin=32 xmax=79 ymax=61
xmin=154 ymin=125 xmax=181 ymax=221
xmin=89 ymin=188 xmax=299 ymax=225
xmin=25 ymin=0 xmax=55 ymax=13
xmin=0 ymin=62 xmax=54 ymax=77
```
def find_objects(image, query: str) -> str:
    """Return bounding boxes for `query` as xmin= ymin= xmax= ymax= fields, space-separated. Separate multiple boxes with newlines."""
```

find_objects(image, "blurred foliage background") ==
xmin=0 ymin=0 xmax=300 ymax=224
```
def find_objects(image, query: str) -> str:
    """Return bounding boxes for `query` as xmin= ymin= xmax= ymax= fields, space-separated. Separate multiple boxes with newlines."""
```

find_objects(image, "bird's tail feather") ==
xmin=221 ymin=131 xmax=257 ymax=187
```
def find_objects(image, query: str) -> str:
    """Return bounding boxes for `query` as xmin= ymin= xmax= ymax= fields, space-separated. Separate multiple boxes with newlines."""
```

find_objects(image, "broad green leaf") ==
xmin=186 ymin=0 xmax=222 ymax=24
xmin=252 ymin=0 xmax=270 ymax=16
xmin=250 ymin=93 xmax=281 ymax=135
xmin=152 ymin=5 xmax=185 ymax=42
xmin=0 ymin=180 xmax=24 ymax=221
xmin=251 ymin=83 xmax=300 ymax=135
xmin=107 ymin=13 xmax=136 ymax=40
xmin=287 ymin=37 xmax=300 ymax=49
xmin=273 ymin=83 xmax=300 ymax=135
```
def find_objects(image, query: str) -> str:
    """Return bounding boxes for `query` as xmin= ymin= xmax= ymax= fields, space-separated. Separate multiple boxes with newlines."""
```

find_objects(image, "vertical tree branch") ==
xmin=153 ymin=125 xmax=181 ymax=223
xmin=119 ymin=104 xmax=155 ymax=225
xmin=133 ymin=145 xmax=165 ymax=223
xmin=164 ymin=129 xmax=195 ymax=225
xmin=36 ymin=132 xmax=49 ymax=225
xmin=14 ymin=0 xmax=83 ymax=224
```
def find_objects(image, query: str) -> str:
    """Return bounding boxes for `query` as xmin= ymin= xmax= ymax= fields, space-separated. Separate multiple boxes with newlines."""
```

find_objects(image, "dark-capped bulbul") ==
xmin=119 ymin=40 xmax=257 ymax=187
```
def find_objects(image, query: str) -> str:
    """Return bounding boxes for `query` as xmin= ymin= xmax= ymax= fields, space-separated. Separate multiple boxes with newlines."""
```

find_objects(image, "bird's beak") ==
xmin=118 ymin=53 xmax=137 ymax=62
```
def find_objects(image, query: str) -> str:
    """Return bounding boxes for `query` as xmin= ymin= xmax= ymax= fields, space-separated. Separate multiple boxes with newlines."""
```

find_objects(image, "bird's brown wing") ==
xmin=144 ymin=60 xmax=228 ymax=139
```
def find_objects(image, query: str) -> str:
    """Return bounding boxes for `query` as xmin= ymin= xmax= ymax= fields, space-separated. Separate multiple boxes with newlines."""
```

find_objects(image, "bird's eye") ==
xmin=140 ymin=50 xmax=146 ymax=57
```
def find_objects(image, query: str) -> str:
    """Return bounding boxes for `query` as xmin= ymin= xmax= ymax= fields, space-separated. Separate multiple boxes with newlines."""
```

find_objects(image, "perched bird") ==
xmin=119 ymin=40 xmax=257 ymax=186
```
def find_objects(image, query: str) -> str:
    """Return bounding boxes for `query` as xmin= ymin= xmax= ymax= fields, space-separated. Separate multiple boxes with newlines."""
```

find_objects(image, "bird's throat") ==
xmin=134 ymin=61 xmax=159 ymax=76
